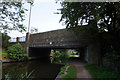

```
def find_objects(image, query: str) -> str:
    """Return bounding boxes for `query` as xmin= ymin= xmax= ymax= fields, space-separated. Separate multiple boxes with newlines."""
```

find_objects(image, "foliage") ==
xmin=20 ymin=70 xmax=34 ymax=79
xmin=3 ymin=62 xmax=34 ymax=79
xmin=85 ymin=64 xmax=120 ymax=79
xmin=69 ymin=55 xmax=75 ymax=57
xmin=58 ymin=2 xmax=120 ymax=67
xmin=1 ymin=2 xmax=26 ymax=32
xmin=59 ymin=64 xmax=76 ymax=80
xmin=0 ymin=0 xmax=34 ymax=32
xmin=2 ymin=49 xmax=9 ymax=59
xmin=52 ymin=50 xmax=69 ymax=64
xmin=105 ymin=50 xmax=120 ymax=61
xmin=58 ymin=2 xmax=120 ymax=33
xmin=7 ymin=43 xmax=28 ymax=61
xmin=59 ymin=64 xmax=69 ymax=75
xmin=2 ymin=33 xmax=10 ymax=49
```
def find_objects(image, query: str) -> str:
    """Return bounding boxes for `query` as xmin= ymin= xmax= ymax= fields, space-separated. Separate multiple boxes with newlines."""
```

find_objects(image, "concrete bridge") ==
xmin=10 ymin=29 xmax=101 ymax=64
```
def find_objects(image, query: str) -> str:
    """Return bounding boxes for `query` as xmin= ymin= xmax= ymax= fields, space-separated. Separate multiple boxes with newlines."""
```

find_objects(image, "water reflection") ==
xmin=2 ymin=59 xmax=63 ymax=79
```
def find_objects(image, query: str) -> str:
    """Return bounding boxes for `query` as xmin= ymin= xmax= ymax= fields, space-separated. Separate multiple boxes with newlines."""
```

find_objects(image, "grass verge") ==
xmin=59 ymin=64 xmax=76 ymax=80
xmin=85 ymin=64 xmax=120 ymax=79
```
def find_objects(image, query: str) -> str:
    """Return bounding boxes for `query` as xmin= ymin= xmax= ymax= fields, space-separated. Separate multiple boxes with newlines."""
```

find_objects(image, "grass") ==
xmin=69 ymin=55 xmax=75 ymax=57
xmin=85 ymin=64 xmax=120 ymax=79
xmin=59 ymin=64 xmax=69 ymax=75
xmin=59 ymin=64 xmax=76 ymax=80
xmin=5 ymin=70 xmax=34 ymax=79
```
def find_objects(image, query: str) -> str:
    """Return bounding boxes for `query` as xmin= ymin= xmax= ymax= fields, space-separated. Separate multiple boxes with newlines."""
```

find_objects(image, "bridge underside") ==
xmin=29 ymin=47 xmax=86 ymax=63
xmin=29 ymin=45 xmax=97 ymax=63
xmin=28 ymin=42 xmax=100 ymax=65
xmin=27 ymin=29 xmax=101 ymax=64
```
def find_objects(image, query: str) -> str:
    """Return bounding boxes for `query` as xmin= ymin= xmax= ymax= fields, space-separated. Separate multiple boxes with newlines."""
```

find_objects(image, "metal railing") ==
xmin=9 ymin=36 xmax=26 ymax=42
xmin=19 ymin=36 xmax=26 ymax=42
xmin=8 ymin=38 xmax=17 ymax=42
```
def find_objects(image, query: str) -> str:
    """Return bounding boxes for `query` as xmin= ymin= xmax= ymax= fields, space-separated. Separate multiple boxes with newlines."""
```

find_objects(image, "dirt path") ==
xmin=68 ymin=58 xmax=92 ymax=78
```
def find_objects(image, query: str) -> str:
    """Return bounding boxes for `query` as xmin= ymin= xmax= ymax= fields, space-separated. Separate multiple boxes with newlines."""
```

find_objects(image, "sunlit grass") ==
xmin=59 ymin=64 xmax=76 ymax=80
xmin=62 ymin=65 xmax=76 ymax=80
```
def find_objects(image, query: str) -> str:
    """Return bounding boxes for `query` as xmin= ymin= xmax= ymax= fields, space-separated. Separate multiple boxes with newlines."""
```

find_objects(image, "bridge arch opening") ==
xmin=28 ymin=47 xmax=88 ymax=63
xmin=29 ymin=47 xmax=51 ymax=62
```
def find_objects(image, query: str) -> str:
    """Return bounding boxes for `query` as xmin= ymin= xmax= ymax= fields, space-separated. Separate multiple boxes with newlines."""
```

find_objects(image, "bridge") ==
xmin=10 ymin=29 xmax=101 ymax=64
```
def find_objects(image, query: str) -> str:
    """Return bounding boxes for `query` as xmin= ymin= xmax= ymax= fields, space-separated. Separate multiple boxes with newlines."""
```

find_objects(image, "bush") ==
xmin=52 ymin=50 xmax=69 ymax=64
xmin=7 ymin=43 xmax=28 ymax=61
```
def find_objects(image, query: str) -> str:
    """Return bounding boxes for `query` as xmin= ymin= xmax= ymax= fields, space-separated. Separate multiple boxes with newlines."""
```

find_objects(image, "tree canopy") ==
xmin=59 ymin=2 xmax=120 ymax=34
xmin=58 ymin=2 xmax=120 ymax=66
xmin=2 ymin=33 xmax=10 ymax=49
xmin=0 ymin=0 xmax=34 ymax=33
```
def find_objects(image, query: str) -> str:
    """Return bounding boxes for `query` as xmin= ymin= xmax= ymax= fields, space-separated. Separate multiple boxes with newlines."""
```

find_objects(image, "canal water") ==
xmin=2 ymin=59 xmax=63 ymax=79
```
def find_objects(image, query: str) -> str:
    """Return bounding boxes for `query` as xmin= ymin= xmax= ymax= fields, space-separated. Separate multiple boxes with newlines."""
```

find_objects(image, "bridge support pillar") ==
xmin=88 ymin=42 xmax=101 ymax=65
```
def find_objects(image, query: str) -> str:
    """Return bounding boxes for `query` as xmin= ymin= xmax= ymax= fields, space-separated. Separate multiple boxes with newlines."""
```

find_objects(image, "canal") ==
xmin=2 ymin=58 xmax=63 ymax=79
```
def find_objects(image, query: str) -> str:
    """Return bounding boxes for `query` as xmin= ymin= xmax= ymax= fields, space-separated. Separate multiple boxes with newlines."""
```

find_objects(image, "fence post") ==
xmin=16 ymin=37 xmax=19 ymax=43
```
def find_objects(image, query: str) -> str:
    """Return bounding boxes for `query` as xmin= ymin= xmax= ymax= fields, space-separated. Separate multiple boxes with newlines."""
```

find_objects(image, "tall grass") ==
xmin=85 ymin=64 xmax=120 ymax=79
xmin=4 ymin=70 xmax=34 ymax=79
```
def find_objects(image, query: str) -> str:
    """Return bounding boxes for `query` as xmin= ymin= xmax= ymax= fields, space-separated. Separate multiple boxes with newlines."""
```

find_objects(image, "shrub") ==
xmin=7 ymin=43 xmax=28 ymax=61
xmin=52 ymin=50 xmax=69 ymax=64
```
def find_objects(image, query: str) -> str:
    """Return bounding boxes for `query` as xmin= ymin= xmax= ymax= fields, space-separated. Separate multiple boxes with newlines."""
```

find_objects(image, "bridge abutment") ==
xmin=87 ymin=42 xmax=101 ymax=65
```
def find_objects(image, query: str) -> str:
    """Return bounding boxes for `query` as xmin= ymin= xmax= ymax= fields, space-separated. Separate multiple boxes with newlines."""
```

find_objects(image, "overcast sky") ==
xmin=8 ymin=0 xmax=66 ymax=37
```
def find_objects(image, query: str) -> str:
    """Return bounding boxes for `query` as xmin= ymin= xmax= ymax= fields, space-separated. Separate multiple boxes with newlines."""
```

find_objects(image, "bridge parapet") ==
xmin=29 ymin=29 xmax=95 ymax=48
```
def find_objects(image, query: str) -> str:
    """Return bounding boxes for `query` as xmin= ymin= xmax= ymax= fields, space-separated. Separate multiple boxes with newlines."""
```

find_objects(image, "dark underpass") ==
xmin=28 ymin=47 xmax=88 ymax=63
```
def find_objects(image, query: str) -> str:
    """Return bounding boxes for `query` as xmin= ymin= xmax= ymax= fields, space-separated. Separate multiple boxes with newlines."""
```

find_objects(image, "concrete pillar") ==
xmin=88 ymin=42 xmax=101 ymax=65
xmin=84 ymin=47 xmax=88 ymax=62
xmin=26 ymin=32 xmax=31 ymax=54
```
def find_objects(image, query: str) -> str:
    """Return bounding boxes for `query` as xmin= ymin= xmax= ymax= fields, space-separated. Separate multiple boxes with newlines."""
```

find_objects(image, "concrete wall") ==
xmin=88 ymin=41 xmax=101 ymax=64
xmin=84 ymin=47 xmax=88 ymax=62
xmin=29 ymin=29 xmax=93 ymax=48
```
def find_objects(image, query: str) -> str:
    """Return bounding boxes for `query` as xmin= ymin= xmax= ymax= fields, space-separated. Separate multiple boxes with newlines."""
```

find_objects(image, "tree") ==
xmin=0 ymin=0 xmax=34 ymax=33
xmin=58 ymin=2 xmax=120 ymax=66
xmin=2 ymin=33 xmax=10 ymax=49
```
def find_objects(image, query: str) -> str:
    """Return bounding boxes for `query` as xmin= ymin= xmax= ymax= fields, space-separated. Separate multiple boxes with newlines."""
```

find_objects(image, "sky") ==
xmin=8 ymin=0 xmax=66 ymax=38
